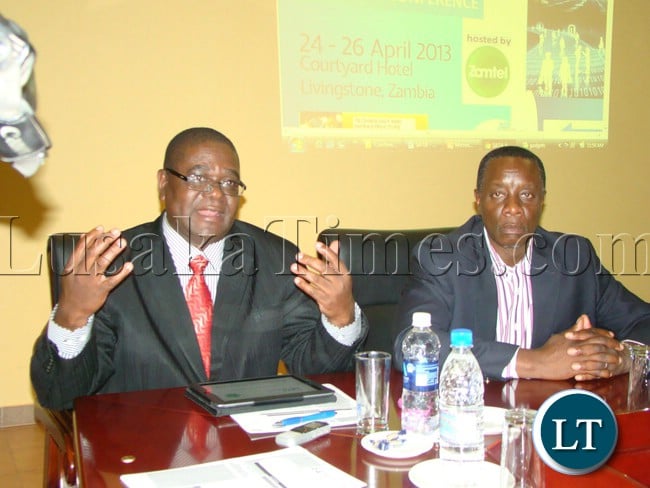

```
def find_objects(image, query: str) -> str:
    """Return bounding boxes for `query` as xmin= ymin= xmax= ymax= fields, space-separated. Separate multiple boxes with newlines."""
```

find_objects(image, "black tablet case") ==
xmin=185 ymin=375 xmax=337 ymax=416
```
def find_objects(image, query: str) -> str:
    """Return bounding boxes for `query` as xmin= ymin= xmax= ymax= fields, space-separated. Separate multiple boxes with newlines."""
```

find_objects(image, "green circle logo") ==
xmin=465 ymin=46 xmax=509 ymax=98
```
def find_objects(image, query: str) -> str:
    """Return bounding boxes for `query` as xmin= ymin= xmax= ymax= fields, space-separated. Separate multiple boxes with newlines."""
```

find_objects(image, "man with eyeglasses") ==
xmin=31 ymin=127 xmax=368 ymax=410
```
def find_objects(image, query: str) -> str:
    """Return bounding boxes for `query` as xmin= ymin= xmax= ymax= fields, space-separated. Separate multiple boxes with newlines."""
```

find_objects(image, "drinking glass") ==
xmin=355 ymin=351 xmax=391 ymax=435
xmin=627 ymin=343 xmax=650 ymax=410
xmin=500 ymin=408 xmax=545 ymax=488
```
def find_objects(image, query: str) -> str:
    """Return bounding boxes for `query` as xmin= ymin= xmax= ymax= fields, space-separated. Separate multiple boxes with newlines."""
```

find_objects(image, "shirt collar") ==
xmin=161 ymin=212 xmax=224 ymax=273
xmin=483 ymin=227 xmax=533 ymax=275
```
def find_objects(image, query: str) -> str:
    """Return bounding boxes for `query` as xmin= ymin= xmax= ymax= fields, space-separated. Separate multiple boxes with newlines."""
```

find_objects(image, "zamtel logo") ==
xmin=465 ymin=46 xmax=509 ymax=98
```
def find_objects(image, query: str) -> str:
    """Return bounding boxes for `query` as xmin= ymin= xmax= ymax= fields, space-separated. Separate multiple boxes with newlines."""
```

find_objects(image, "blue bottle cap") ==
xmin=450 ymin=328 xmax=473 ymax=347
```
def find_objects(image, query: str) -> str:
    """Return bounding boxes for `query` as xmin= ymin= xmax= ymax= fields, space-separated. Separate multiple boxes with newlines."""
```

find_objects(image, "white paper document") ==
xmin=231 ymin=383 xmax=357 ymax=435
xmin=120 ymin=445 xmax=366 ymax=488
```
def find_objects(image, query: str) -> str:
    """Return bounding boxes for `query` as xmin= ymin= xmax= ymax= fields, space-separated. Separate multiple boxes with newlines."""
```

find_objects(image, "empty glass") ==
xmin=500 ymin=408 xmax=545 ymax=488
xmin=627 ymin=343 xmax=650 ymax=410
xmin=355 ymin=351 xmax=391 ymax=435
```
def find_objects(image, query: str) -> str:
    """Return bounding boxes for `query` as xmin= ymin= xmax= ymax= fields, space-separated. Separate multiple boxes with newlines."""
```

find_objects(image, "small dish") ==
xmin=361 ymin=430 xmax=435 ymax=459
xmin=409 ymin=459 xmax=514 ymax=487
xmin=483 ymin=406 xmax=507 ymax=435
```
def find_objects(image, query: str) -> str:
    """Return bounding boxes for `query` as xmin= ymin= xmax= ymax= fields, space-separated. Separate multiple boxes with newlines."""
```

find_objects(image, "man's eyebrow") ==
xmin=187 ymin=166 xmax=240 ymax=178
xmin=186 ymin=164 xmax=210 ymax=173
xmin=485 ymin=182 xmax=504 ymax=189
xmin=222 ymin=168 xmax=241 ymax=178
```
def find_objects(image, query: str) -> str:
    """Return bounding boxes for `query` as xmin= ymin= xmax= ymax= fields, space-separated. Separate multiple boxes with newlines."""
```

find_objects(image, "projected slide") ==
xmin=276 ymin=0 xmax=613 ymax=151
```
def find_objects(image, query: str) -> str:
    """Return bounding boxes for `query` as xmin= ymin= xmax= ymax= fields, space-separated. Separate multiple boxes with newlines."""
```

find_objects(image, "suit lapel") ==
xmin=530 ymin=230 xmax=559 ymax=346
xmin=129 ymin=224 xmax=205 ymax=382
xmin=473 ymin=231 xmax=498 ymax=341
xmin=209 ymin=224 xmax=256 ymax=376
xmin=456 ymin=219 xmax=498 ymax=342
xmin=213 ymin=226 xmax=254 ymax=331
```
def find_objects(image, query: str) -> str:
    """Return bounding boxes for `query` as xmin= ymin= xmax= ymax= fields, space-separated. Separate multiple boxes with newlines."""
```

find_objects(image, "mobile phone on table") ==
xmin=275 ymin=421 xmax=331 ymax=447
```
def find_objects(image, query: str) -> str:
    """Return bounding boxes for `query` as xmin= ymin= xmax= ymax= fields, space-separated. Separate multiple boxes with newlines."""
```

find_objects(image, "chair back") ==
xmin=317 ymin=227 xmax=454 ymax=353
xmin=47 ymin=233 xmax=82 ymax=306
xmin=40 ymin=232 xmax=83 ymax=487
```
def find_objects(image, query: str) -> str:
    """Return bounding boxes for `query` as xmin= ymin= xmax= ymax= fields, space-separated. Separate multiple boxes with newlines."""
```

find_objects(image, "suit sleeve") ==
xmin=30 ymin=308 xmax=117 ymax=410
xmin=590 ymin=245 xmax=650 ymax=343
xmin=279 ymin=281 xmax=368 ymax=373
xmin=259 ymin=236 xmax=369 ymax=374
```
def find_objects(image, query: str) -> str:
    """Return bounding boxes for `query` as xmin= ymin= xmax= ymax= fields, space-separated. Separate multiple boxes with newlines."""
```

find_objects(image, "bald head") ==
xmin=164 ymin=127 xmax=238 ymax=169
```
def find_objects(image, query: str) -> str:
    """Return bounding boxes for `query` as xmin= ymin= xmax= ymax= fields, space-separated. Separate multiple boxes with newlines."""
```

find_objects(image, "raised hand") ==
xmin=54 ymin=226 xmax=133 ymax=329
xmin=291 ymin=240 xmax=355 ymax=327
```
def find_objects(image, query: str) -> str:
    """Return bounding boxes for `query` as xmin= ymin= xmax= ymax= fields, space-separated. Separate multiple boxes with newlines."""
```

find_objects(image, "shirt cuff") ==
xmin=501 ymin=347 xmax=520 ymax=379
xmin=321 ymin=303 xmax=362 ymax=346
xmin=47 ymin=304 xmax=94 ymax=359
xmin=502 ymin=379 xmax=518 ymax=408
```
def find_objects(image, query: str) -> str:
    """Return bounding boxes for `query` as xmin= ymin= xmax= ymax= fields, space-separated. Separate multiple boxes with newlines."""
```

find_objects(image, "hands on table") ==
xmin=517 ymin=314 xmax=629 ymax=381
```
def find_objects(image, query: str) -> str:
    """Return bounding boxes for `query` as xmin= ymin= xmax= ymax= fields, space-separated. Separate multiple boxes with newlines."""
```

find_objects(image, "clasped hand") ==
xmin=565 ymin=314 xmax=628 ymax=381
xmin=517 ymin=315 xmax=629 ymax=381
xmin=518 ymin=314 xmax=628 ymax=381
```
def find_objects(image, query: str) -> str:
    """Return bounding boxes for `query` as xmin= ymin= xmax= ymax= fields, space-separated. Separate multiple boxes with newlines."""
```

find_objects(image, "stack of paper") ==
xmin=121 ymin=445 xmax=366 ymax=488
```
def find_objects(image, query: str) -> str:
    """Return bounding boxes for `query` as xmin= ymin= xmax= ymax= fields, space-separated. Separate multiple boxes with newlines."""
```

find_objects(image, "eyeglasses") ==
xmin=165 ymin=168 xmax=246 ymax=196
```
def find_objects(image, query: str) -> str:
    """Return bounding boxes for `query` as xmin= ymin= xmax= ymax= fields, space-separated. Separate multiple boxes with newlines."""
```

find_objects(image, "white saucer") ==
xmin=409 ymin=459 xmax=514 ymax=488
xmin=361 ymin=430 xmax=435 ymax=459
xmin=483 ymin=406 xmax=507 ymax=435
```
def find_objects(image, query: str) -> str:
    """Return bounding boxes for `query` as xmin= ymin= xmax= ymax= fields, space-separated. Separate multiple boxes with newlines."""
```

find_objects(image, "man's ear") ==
xmin=157 ymin=169 xmax=167 ymax=201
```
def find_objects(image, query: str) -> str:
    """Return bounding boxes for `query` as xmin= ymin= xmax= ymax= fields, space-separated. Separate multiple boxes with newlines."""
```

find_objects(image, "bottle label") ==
xmin=403 ymin=360 xmax=439 ymax=392
xmin=440 ymin=409 xmax=483 ymax=444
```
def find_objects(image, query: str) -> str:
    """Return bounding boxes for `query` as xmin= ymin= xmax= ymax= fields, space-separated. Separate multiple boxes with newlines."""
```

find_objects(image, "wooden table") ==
xmin=73 ymin=371 xmax=649 ymax=487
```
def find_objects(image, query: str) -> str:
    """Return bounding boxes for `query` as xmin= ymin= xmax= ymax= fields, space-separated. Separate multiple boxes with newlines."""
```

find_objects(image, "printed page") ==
xmin=120 ymin=445 xmax=366 ymax=488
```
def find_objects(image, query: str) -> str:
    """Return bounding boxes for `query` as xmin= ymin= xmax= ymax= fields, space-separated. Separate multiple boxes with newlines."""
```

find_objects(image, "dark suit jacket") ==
xmin=393 ymin=215 xmax=650 ymax=378
xmin=31 ymin=216 xmax=368 ymax=409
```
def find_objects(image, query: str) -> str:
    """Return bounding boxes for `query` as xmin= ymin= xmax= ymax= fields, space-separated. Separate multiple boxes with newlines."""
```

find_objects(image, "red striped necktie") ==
xmin=186 ymin=255 xmax=212 ymax=378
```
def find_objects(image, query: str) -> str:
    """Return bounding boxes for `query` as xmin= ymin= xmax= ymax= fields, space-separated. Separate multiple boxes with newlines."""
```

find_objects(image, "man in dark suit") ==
xmin=393 ymin=146 xmax=650 ymax=381
xmin=31 ymin=127 xmax=368 ymax=410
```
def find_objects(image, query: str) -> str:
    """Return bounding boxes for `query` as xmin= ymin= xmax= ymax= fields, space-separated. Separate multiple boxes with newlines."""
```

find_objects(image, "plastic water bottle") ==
xmin=400 ymin=311 xmax=440 ymax=436
xmin=439 ymin=328 xmax=484 ymax=461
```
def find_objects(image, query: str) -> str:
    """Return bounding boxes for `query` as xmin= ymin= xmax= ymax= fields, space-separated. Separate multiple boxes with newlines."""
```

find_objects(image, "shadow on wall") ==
xmin=0 ymin=163 xmax=51 ymax=236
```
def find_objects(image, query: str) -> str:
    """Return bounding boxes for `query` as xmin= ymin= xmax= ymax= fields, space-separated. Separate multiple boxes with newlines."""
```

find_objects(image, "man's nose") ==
xmin=203 ymin=182 xmax=227 ymax=197
xmin=503 ymin=195 xmax=523 ymax=214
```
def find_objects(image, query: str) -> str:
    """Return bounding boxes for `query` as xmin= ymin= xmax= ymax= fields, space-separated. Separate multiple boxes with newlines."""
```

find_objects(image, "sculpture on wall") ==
xmin=0 ymin=14 xmax=50 ymax=177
